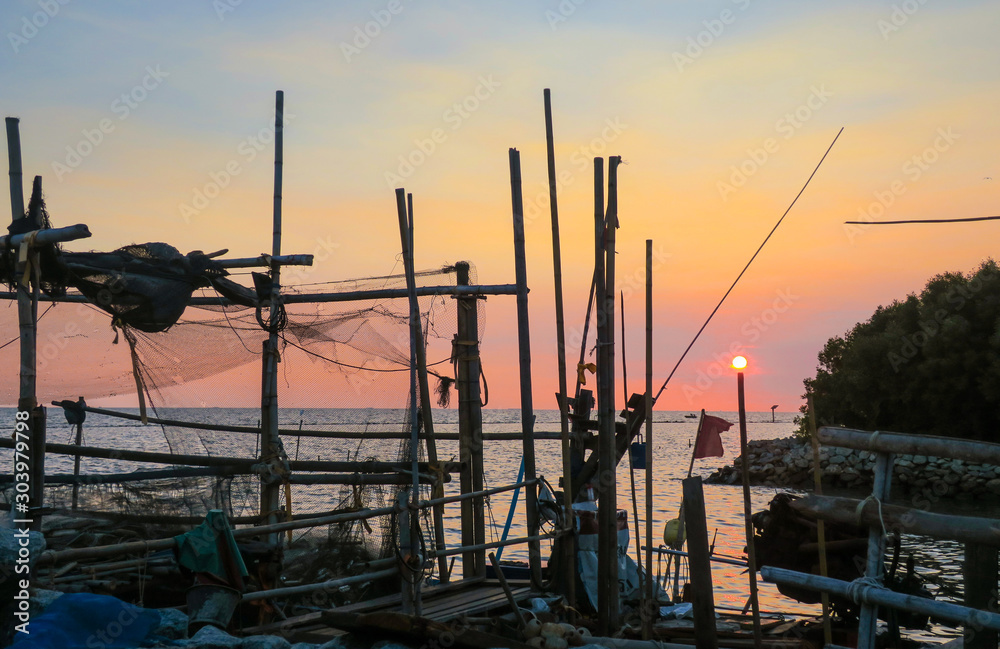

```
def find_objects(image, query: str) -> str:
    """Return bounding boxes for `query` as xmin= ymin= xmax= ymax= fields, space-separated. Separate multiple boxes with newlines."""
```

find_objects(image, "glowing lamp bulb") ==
xmin=731 ymin=355 xmax=748 ymax=370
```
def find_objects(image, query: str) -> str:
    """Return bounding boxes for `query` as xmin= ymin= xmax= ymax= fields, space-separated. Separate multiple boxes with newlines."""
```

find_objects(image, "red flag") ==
xmin=693 ymin=414 xmax=733 ymax=459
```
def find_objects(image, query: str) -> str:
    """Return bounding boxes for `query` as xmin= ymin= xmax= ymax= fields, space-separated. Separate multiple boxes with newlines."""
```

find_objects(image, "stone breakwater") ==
xmin=705 ymin=437 xmax=1000 ymax=500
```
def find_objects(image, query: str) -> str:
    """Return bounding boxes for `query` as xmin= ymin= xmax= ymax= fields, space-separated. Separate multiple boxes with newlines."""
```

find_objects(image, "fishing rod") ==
xmin=652 ymin=127 xmax=845 ymax=405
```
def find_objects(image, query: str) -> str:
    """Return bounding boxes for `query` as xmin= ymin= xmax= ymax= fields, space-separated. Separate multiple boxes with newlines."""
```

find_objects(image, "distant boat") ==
xmin=685 ymin=413 xmax=697 ymax=419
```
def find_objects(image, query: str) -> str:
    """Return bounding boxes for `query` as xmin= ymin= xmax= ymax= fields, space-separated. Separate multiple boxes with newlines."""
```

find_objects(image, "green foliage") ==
xmin=800 ymin=259 xmax=1000 ymax=441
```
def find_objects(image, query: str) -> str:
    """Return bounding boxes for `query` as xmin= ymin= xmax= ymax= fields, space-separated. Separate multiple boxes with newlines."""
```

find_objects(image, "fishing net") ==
xmin=1 ymin=207 xmax=486 ymax=607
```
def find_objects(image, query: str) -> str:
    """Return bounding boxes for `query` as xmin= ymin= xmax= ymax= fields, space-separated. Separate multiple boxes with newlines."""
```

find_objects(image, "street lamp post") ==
xmin=733 ymin=356 xmax=762 ymax=649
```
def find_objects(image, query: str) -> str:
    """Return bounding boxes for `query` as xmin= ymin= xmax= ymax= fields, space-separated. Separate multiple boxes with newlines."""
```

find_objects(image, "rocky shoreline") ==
xmin=705 ymin=436 xmax=1000 ymax=501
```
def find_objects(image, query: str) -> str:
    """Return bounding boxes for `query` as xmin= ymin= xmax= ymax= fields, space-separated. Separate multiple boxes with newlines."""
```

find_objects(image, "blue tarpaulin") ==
xmin=10 ymin=593 xmax=163 ymax=649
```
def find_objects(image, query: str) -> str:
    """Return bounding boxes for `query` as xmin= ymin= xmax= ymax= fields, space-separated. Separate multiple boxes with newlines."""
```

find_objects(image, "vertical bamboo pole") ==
xmin=259 ymin=90 xmax=286 ymax=549
xmin=508 ymin=148 xmax=542 ymax=590
xmin=402 ymin=194 xmax=450 ymax=583
xmin=807 ymin=397 xmax=833 ymax=646
xmin=395 ymin=188 xmax=422 ymax=614
xmin=857 ymin=452 xmax=894 ymax=649
xmin=964 ymin=543 xmax=998 ymax=649
xmin=455 ymin=262 xmax=486 ymax=578
xmin=594 ymin=156 xmax=618 ymax=634
xmin=543 ymin=88 xmax=576 ymax=606
xmin=737 ymin=373 xmax=762 ymax=649
xmin=6 ymin=118 xmax=24 ymax=220
xmin=643 ymin=239 xmax=654 ymax=639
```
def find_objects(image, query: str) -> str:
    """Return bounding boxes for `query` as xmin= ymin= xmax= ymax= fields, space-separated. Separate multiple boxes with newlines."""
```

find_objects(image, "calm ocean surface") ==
xmin=0 ymin=407 xmax=973 ymax=642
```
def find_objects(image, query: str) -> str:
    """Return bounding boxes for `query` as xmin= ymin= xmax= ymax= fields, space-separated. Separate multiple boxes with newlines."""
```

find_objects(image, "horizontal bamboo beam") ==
xmin=642 ymin=545 xmax=749 ymax=568
xmin=762 ymin=565 xmax=1000 ymax=630
xmin=818 ymin=426 xmax=1000 ymax=466
xmin=242 ymin=566 xmax=398 ymax=602
xmin=4 ymin=468 xmax=447 ymax=486
xmin=0 ymin=283 xmax=519 ymax=305
xmin=215 ymin=254 xmax=313 ymax=268
xmin=59 ymin=403 xmax=561 ymax=441
xmin=38 ymin=480 xmax=536 ymax=566
xmin=790 ymin=494 xmax=1000 ymax=547
xmin=0 ymin=437 xmax=460 ymax=474
xmin=429 ymin=532 xmax=560 ymax=559
xmin=0 ymin=223 xmax=91 ymax=247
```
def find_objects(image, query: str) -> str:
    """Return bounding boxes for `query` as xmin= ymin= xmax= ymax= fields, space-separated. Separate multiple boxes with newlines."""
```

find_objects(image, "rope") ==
xmin=846 ymin=576 xmax=884 ymax=604
xmin=867 ymin=430 xmax=881 ymax=451
xmin=855 ymin=494 xmax=889 ymax=539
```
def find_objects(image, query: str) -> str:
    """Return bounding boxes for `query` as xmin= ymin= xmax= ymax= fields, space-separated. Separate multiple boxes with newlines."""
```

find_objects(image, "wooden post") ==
xmin=543 ymin=88 xmax=576 ymax=607
xmin=857 ymin=451 xmax=894 ymax=649
xmin=259 ymin=91 xmax=288 ymax=551
xmin=508 ymin=148 xmax=542 ymax=590
xmin=398 ymin=193 xmax=450 ymax=583
xmin=682 ymin=476 xmax=718 ymax=649
xmin=395 ymin=188 xmax=423 ymax=613
xmin=964 ymin=543 xmax=998 ymax=649
xmin=455 ymin=262 xmax=486 ymax=578
xmin=643 ymin=239 xmax=654 ymax=639
xmin=595 ymin=155 xmax=619 ymax=634
xmin=71 ymin=397 xmax=85 ymax=510
xmin=737 ymin=373 xmax=762 ymax=649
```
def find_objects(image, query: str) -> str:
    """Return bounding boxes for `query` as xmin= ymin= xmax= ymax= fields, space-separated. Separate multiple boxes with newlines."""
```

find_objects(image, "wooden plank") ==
xmin=683 ymin=477 xmax=718 ymax=649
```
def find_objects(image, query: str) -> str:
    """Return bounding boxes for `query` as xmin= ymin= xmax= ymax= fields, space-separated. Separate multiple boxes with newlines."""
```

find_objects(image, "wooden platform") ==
xmin=240 ymin=576 xmax=537 ymax=643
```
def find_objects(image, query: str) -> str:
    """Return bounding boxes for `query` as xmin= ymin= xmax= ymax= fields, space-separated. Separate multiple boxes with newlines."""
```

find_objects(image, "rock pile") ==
xmin=706 ymin=437 xmax=1000 ymax=501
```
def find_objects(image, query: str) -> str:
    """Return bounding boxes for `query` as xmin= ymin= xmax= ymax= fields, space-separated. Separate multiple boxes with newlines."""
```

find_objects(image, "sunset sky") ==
xmin=2 ymin=1 xmax=998 ymax=413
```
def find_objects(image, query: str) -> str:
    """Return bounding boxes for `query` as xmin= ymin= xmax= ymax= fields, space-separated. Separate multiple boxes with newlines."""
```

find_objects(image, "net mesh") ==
xmin=1 ymin=239 xmax=485 ymax=609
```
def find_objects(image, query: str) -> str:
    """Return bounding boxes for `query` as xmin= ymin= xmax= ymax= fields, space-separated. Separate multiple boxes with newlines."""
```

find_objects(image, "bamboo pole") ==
xmin=509 ymin=147 xmax=542 ymax=590
xmin=5 ymin=117 xmax=24 ymax=222
xmin=1 ymin=283 xmax=520 ymax=305
xmin=818 ymin=426 xmax=1000 ymax=466
xmin=489 ymin=551 xmax=527 ymax=631
xmin=594 ymin=155 xmax=616 ymax=634
xmin=38 ymin=480 xmax=538 ymax=567
xmin=243 ymin=567 xmax=399 ymax=602
xmin=396 ymin=190 xmax=449 ymax=583
xmin=395 ymin=188 xmax=423 ymax=614
xmin=643 ymin=239 xmax=654 ymax=639
xmin=0 ymin=437 xmax=460 ymax=473
xmin=62 ymin=403 xmax=557 ymax=440
xmin=15 ymin=468 xmax=447 ymax=486
xmin=806 ymin=398 xmax=832 ymax=646
xmin=857 ymin=452 xmax=894 ymax=649
xmin=258 ymin=89 xmax=287 ymax=553
xmin=543 ymin=88 xmax=576 ymax=607
xmin=762 ymin=565 xmax=1000 ymax=631
xmin=455 ymin=262 xmax=486 ymax=578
